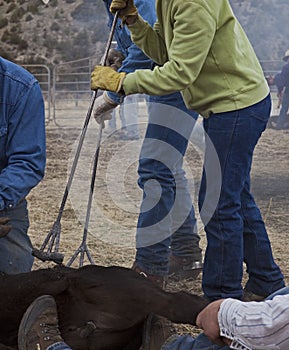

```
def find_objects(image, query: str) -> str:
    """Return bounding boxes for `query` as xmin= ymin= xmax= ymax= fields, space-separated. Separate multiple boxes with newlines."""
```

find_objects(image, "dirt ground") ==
xmin=27 ymin=107 xmax=289 ymax=337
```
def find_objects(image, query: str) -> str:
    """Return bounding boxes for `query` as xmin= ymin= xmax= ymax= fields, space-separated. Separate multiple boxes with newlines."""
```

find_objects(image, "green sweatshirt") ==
xmin=122 ymin=0 xmax=269 ymax=118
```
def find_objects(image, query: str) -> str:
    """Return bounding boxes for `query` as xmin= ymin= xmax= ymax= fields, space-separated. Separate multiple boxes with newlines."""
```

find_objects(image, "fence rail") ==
xmin=22 ymin=64 xmax=52 ymax=125
xmin=23 ymin=59 xmax=285 ymax=127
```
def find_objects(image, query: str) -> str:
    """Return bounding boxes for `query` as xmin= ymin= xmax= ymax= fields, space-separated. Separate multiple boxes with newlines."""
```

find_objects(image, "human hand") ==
xmin=91 ymin=66 xmax=126 ymax=93
xmin=93 ymin=91 xmax=118 ymax=126
xmin=196 ymin=299 xmax=228 ymax=346
xmin=0 ymin=217 xmax=12 ymax=238
xmin=106 ymin=49 xmax=125 ymax=71
xmin=109 ymin=0 xmax=138 ymax=22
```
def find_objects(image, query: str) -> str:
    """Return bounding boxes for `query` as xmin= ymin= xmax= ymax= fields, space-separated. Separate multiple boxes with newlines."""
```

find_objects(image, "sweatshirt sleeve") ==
xmin=218 ymin=295 xmax=289 ymax=350
xmin=123 ymin=1 xmax=216 ymax=96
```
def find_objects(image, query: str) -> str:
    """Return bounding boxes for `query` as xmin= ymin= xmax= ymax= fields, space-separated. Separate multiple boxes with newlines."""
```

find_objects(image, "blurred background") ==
xmin=1 ymin=0 xmax=288 ymax=125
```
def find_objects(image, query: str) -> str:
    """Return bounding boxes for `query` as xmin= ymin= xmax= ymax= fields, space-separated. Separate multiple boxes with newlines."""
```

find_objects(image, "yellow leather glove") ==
xmin=109 ymin=0 xmax=138 ymax=21
xmin=91 ymin=66 xmax=126 ymax=93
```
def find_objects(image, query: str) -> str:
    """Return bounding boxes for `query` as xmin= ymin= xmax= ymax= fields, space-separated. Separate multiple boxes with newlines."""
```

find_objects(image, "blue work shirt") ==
xmin=102 ymin=0 xmax=198 ymax=120
xmin=0 ymin=57 xmax=46 ymax=210
xmin=103 ymin=0 xmax=156 ymax=104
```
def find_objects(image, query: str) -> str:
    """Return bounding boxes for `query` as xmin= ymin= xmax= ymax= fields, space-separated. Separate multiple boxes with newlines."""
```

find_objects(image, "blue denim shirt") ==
xmin=103 ymin=0 xmax=156 ymax=104
xmin=0 ymin=57 xmax=46 ymax=210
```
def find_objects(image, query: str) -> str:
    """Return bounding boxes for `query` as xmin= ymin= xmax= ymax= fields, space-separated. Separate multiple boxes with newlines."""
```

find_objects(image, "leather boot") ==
xmin=18 ymin=295 xmax=64 ymax=350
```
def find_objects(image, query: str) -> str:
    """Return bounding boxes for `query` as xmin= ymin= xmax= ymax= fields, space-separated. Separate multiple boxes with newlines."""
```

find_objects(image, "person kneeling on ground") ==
xmin=18 ymin=286 xmax=289 ymax=350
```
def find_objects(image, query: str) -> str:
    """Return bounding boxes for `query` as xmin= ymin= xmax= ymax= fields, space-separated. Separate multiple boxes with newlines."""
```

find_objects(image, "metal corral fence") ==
xmin=23 ymin=59 xmax=285 ymax=127
xmin=23 ymin=57 xmax=100 ymax=128
xmin=22 ymin=64 xmax=51 ymax=125
xmin=51 ymin=57 xmax=100 ymax=128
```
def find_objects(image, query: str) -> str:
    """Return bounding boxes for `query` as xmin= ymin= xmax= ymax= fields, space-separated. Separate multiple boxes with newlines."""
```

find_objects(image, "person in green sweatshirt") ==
xmin=91 ymin=0 xmax=285 ymax=302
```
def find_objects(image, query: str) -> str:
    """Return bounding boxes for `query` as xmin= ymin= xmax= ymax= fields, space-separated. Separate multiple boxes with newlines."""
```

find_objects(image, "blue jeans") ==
xmin=108 ymin=95 xmax=140 ymax=136
xmin=120 ymin=94 xmax=140 ymax=136
xmin=49 ymin=335 xmax=224 ymax=350
xmin=163 ymin=333 xmax=229 ymax=350
xmin=0 ymin=199 xmax=34 ymax=274
xmin=47 ymin=343 xmax=72 ymax=350
xmin=198 ymin=94 xmax=285 ymax=300
xmin=163 ymin=286 xmax=289 ymax=350
xmin=276 ymin=87 xmax=289 ymax=126
xmin=135 ymin=92 xmax=201 ymax=275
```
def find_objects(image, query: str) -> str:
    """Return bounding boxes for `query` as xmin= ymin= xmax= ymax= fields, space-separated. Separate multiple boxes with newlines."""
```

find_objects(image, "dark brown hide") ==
xmin=0 ymin=265 xmax=209 ymax=350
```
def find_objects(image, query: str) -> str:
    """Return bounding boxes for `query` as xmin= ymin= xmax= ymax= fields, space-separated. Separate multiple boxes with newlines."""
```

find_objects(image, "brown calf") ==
xmin=0 ymin=265 xmax=208 ymax=350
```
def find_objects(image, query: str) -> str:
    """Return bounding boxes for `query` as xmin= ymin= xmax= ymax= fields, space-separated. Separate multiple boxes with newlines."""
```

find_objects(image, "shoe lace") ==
xmin=39 ymin=322 xmax=61 ymax=341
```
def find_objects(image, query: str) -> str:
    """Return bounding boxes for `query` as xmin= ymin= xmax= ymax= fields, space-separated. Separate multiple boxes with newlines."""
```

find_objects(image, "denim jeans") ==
xmin=119 ymin=94 xmax=140 ymax=136
xmin=46 ymin=331 xmax=228 ymax=350
xmin=108 ymin=108 xmax=124 ymax=131
xmin=47 ymin=342 xmax=72 ymax=350
xmin=163 ymin=333 xmax=229 ymax=350
xmin=44 ymin=329 xmax=228 ymax=350
xmin=198 ymin=94 xmax=285 ymax=300
xmin=135 ymin=92 xmax=202 ymax=275
xmin=108 ymin=95 xmax=140 ymax=137
xmin=0 ymin=199 xmax=34 ymax=274
xmin=276 ymin=87 xmax=289 ymax=127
